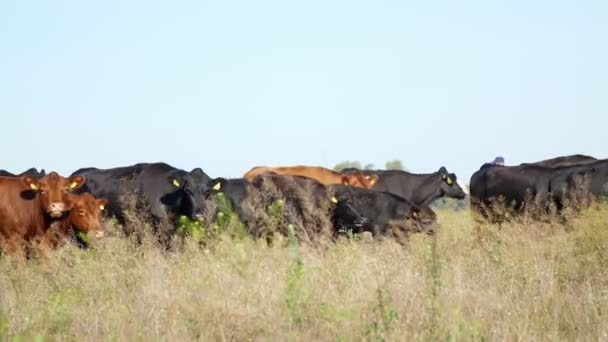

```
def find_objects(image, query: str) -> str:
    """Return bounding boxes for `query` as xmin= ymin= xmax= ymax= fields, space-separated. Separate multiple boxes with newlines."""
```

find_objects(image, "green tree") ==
xmin=385 ymin=160 xmax=406 ymax=171
xmin=333 ymin=161 xmax=362 ymax=171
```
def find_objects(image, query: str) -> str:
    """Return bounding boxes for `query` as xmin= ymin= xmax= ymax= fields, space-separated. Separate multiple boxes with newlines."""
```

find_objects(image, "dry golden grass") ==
xmin=1 ymin=203 xmax=607 ymax=341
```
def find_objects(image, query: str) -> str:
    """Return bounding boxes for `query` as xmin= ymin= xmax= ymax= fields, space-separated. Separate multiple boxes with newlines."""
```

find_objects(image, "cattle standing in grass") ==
xmin=204 ymin=175 xmax=367 ymax=241
xmin=331 ymin=185 xmax=437 ymax=239
xmin=71 ymin=163 xmax=212 ymax=243
xmin=0 ymin=172 xmax=85 ymax=255
xmin=44 ymin=193 xmax=109 ymax=249
xmin=470 ymin=155 xmax=605 ymax=219
xmin=342 ymin=167 xmax=466 ymax=207
xmin=244 ymin=165 xmax=378 ymax=189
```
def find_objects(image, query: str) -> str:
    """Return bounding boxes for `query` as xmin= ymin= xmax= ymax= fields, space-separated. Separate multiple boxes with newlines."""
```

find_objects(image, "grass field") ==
xmin=1 ymin=203 xmax=607 ymax=341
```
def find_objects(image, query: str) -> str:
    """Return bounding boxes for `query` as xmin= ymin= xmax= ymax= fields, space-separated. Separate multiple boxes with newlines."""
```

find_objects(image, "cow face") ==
xmin=68 ymin=193 xmax=108 ymax=238
xmin=168 ymin=168 xmax=212 ymax=221
xmin=341 ymin=172 xmax=379 ymax=189
xmin=22 ymin=172 xmax=85 ymax=218
xmin=437 ymin=167 xmax=467 ymax=199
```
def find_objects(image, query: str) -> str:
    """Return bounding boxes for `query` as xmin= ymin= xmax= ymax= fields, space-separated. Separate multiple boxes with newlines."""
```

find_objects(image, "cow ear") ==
xmin=341 ymin=175 xmax=352 ymax=186
xmin=171 ymin=178 xmax=183 ymax=188
xmin=23 ymin=176 xmax=40 ymax=191
xmin=445 ymin=176 xmax=454 ymax=185
xmin=210 ymin=178 xmax=227 ymax=191
xmin=97 ymin=198 xmax=109 ymax=211
xmin=68 ymin=176 xmax=85 ymax=190
xmin=366 ymin=174 xmax=378 ymax=186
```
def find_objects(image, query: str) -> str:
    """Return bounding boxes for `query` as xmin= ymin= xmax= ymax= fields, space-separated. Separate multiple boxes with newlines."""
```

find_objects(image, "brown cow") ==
xmin=243 ymin=165 xmax=378 ymax=189
xmin=44 ymin=193 xmax=108 ymax=249
xmin=0 ymin=172 xmax=85 ymax=256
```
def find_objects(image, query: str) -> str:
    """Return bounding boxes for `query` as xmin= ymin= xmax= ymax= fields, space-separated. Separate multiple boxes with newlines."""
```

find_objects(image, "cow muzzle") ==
xmin=192 ymin=213 xmax=205 ymax=221
xmin=49 ymin=202 xmax=66 ymax=217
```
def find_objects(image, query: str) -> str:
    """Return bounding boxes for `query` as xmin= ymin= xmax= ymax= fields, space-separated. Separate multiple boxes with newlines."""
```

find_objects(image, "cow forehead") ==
xmin=40 ymin=173 xmax=68 ymax=187
xmin=74 ymin=194 xmax=96 ymax=207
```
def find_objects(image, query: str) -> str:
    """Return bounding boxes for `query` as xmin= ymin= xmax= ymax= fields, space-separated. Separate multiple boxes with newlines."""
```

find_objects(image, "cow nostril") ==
xmin=50 ymin=202 xmax=65 ymax=212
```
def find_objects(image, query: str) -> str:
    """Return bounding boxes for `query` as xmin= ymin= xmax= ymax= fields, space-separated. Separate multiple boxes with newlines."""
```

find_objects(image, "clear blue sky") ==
xmin=1 ymin=0 xmax=606 ymax=184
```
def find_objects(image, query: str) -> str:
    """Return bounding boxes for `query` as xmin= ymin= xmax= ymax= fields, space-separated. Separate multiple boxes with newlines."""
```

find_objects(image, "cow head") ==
xmin=167 ymin=168 xmax=212 ymax=221
xmin=67 ymin=193 xmax=108 ymax=238
xmin=341 ymin=172 xmax=379 ymax=189
xmin=437 ymin=167 xmax=467 ymax=199
xmin=22 ymin=172 xmax=85 ymax=218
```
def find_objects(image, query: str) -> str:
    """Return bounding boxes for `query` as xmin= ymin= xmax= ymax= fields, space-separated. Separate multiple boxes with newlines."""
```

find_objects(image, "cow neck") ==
xmin=411 ymin=174 xmax=443 ymax=207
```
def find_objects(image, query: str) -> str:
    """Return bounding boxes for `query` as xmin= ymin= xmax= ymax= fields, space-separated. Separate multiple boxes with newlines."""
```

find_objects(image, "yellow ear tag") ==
xmin=447 ymin=177 xmax=453 ymax=185
xmin=69 ymin=181 xmax=79 ymax=189
xmin=172 ymin=179 xmax=181 ymax=188
xmin=213 ymin=182 xmax=221 ymax=191
xmin=30 ymin=183 xmax=39 ymax=191
xmin=99 ymin=205 xmax=105 ymax=211
xmin=413 ymin=212 xmax=418 ymax=218
xmin=364 ymin=176 xmax=371 ymax=180
xmin=330 ymin=196 xmax=338 ymax=204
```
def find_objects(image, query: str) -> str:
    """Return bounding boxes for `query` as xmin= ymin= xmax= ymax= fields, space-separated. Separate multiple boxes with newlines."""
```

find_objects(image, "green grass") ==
xmin=1 ymin=203 xmax=607 ymax=341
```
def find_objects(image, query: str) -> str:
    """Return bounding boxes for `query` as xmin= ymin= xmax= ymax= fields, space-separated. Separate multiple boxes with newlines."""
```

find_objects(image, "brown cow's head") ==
xmin=341 ymin=172 xmax=378 ymax=189
xmin=67 ymin=193 xmax=108 ymax=238
xmin=22 ymin=172 xmax=85 ymax=218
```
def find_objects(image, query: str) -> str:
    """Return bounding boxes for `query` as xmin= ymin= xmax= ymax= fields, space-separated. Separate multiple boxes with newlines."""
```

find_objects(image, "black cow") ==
xmin=204 ymin=175 xmax=367 ymax=240
xmin=0 ymin=168 xmax=46 ymax=178
xmin=470 ymin=156 xmax=607 ymax=219
xmin=548 ymin=159 xmax=608 ymax=204
xmin=71 ymin=163 xmax=212 ymax=240
xmin=470 ymin=164 xmax=552 ymax=218
xmin=342 ymin=167 xmax=466 ymax=207
xmin=331 ymin=185 xmax=437 ymax=238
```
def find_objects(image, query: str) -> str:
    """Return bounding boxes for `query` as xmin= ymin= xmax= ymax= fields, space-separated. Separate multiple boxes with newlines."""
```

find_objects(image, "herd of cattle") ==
xmin=470 ymin=154 xmax=608 ymax=218
xmin=0 ymin=153 xmax=606 ymax=255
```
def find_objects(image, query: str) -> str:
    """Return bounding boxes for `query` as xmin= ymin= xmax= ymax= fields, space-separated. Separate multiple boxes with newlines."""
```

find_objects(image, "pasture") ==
xmin=1 ymin=203 xmax=607 ymax=341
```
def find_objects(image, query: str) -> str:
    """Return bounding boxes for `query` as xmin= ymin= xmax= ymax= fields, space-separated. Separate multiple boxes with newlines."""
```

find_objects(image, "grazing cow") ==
xmin=0 ymin=168 xmax=46 ymax=178
xmin=250 ymin=173 xmax=369 ymax=236
xmin=71 ymin=163 xmax=212 ymax=242
xmin=244 ymin=165 xmax=378 ymax=189
xmin=331 ymin=185 xmax=437 ymax=238
xmin=44 ymin=193 xmax=109 ymax=249
xmin=67 ymin=193 xmax=108 ymax=238
xmin=342 ymin=167 xmax=467 ymax=206
xmin=0 ymin=172 xmax=85 ymax=255
xmin=203 ymin=175 xmax=367 ymax=240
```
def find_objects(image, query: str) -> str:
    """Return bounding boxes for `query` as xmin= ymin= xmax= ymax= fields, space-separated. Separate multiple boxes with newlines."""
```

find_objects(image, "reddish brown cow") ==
xmin=244 ymin=166 xmax=378 ymax=189
xmin=44 ymin=193 xmax=108 ymax=249
xmin=0 ymin=172 xmax=85 ymax=255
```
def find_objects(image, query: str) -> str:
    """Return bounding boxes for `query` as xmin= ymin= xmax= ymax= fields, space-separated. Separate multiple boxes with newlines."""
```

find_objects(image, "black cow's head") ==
xmin=436 ymin=167 xmax=467 ymax=200
xmin=166 ymin=168 xmax=212 ymax=220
